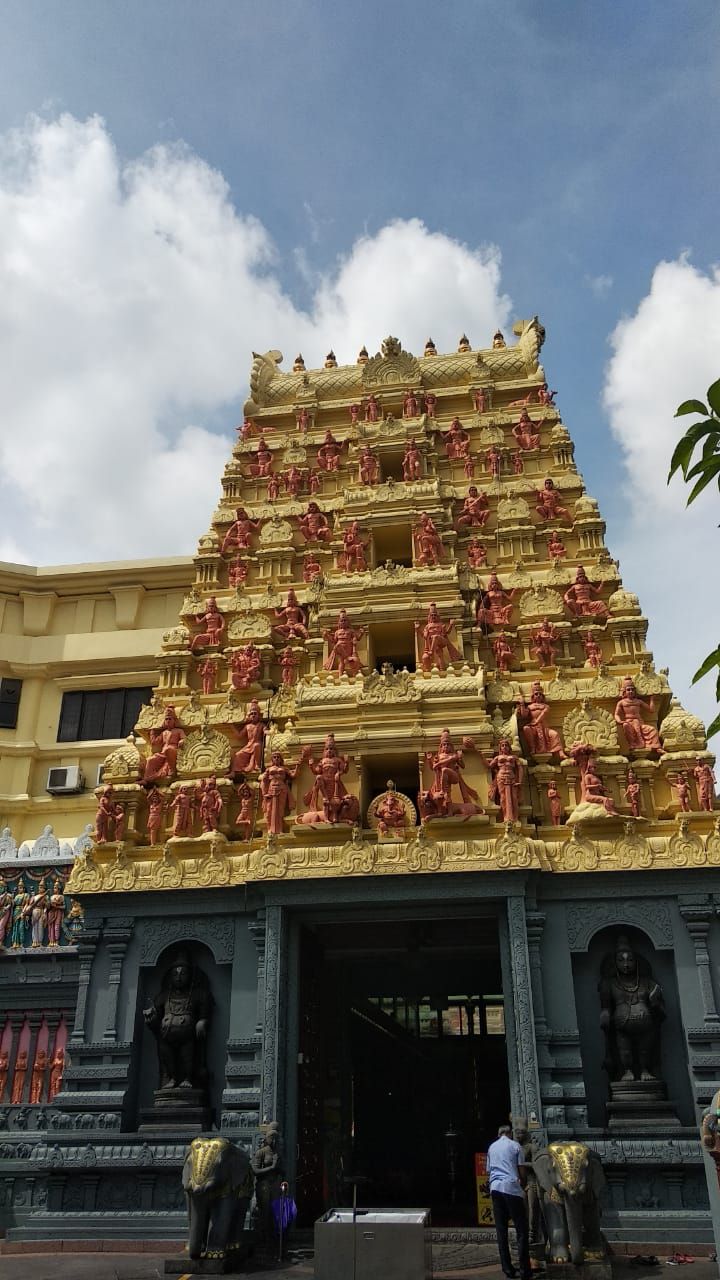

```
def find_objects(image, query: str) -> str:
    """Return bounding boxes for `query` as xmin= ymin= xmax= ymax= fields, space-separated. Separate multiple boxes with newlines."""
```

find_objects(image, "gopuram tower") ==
xmin=18 ymin=321 xmax=719 ymax=1245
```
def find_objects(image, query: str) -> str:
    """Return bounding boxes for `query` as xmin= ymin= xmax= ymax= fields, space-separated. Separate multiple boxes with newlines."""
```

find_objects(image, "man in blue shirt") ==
xmin=487 ymin=1124 xmax=532 ymax=1279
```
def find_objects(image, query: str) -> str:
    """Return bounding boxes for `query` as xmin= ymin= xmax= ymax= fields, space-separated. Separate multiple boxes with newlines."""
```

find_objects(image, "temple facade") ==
xmin=0 ymin=323 xmax=719 ymax=1247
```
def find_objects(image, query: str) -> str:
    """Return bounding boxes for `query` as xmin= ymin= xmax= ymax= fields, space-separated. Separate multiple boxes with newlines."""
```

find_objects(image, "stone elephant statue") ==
xmin=533 ymin=1140 xmax=606 ymax=1265
xmin=182 ymin=1135 xmax=254 ymax=1263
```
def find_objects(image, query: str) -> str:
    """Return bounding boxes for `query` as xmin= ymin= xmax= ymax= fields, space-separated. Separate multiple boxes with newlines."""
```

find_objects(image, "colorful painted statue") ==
xmin=260 ymin=752 xmax=300 ymax=835
xmin=323 ymin=610 xmax=365 ymax=677
xmin=625 ymin=769 xmax=641 ymax=818
xmin=11 ymin=888 xmax=29 ymax=949
xmin=299 ymin=502 xmax=332 ymax=543
xmin=340 ymin=522 xmax=369 ymax=573
xmin=246 ymin=437 xmax=273 ymax=478
xmin=513 ymin=451 xmax=524 ymax=475
xmin=547 ymin=530 xmax=567 ymax=559
xmin=349 ymin=403 xmax=360 ymax=425
xmin=144 ymin=707 xmax=186 ymax=783
xmin=472 ymin=386 xmax=489 ymax=413
xmin=476 ymin=574 xmax=515 ymax=629
xmin=364 ymin=394 xmax=380 ymax=423
xmin=199 ymin=776 xmax=223 ymax=833
xmin=0 ymin=1050 xmax=8 ymax=1101
xmin=485 ymin=445 xmax=502 ymax=478
xmin=694 ymin=760 xmax=717 ymax=812
xmin=518 ymin=684 xmax=565 ymax=758
xmin=280 ymin=646 xmax=299 ymax=687
xmin=0 ymin=882 xmax=12 ymax=949
xmin=316 ymin=430 xmax=342 ymax=472
xmin=456 ymin=487 xmax=489 ymax=531
xmin=229 ymin=644 xmax=261 ymax=691
xmin=614 ymin=678 xmax=663 ymax=753
xmin=482 ymin=739 xmax=525 ymax=823
xmin=48 ymin=1047 xmax=65 ymax=1101
xmin=300 ymin=735 xmax=359 ymax=825
xmin=563 ymin=568 xmax=609 ymax=620
xmin=547 ymin=782 xmax=563 ymax=827
xmin=672 ymin=772 xmax=691 ymax=812
xmin=11 ymin=1051 xmax=28 ymax=1104
xmin=146 ymin=788 xmax=165 ymax=845
xmin=285 ymin=465 xmax=304 ymax=498
xmin=420 ymin=730 xmax=482 ymax=820
xmin=221 ymin=508 xmax=260 ymax=555
xmin=493 ymin=632 xmax=515 ymax=674
xmin=582 ymin=630 xmax=604 ymax=667
xmin=464 ymin=453 xmax=476 ymax=480
xmin=416 ymin=602 xmax=461 ymax=672
xmin=403 ymin=388 xmax=419 ymax=418
xmin=302 ymin=553 xmax=322 ymax=583
xmin=29 ymin=1049 xmax=47 ymax=1105
xmin=95 ymin=786 xmax=116 ymax=842
xmin=467 ymin=538 xmax=488 ymax=569
xmin=538 ymin=384 xmax=557 ymax=406
xmin=266 ymin=472 xmax=281 ymax=501
xmin=373 ymin=782 xmax=410 ymax=837
xmin=530 ymin=618 xmax=560 ymax=668
xmin=229 ymin=699 xmax=265 ymax=775
xmin=512 ymin=409 xmax=541 ymax=450
xmin=358 ymin=445 xmax=380 ymax=485
xmin=171 ymin=786 xmax=196 ymax=837
xmin=273 ymin=590 xmax=308 ymax=641
xmin=536 ymin=479 xmax=572 ymax=524
xmin=29 ymin=880 xmax=48 ymax=948
xmin=570 ymin=745 xmax=616 ymax=814
xmin=228 ymin=557 xmax=249 ymax=588
xmin=308 ymin=468 xmax=322 ymax=495
xmin=296 ymin=406 xmax=311 ymax=433
xmin=199 ymin=658 xmax=218 ymax=696
xmin=413 ymin=513 xmax=443 ymax=565
xmin=402 ymin=439 xmax=422 ymax=481
xmin=424 ymin=391 xmax=437 ymax=417
xmin=46 ymin=879 xmax=66 ymax=946
xmin=191 ymin=597 xmax=225 ymax=651
xmin=444 ymin=417 xmax=470 ymax=461
xmin=234 ymin=782 xmax=256 ymax=840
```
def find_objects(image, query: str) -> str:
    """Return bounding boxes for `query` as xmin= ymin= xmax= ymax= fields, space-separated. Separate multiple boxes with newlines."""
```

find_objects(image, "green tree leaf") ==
xmin=687 ymin=456 xmax=720 ymax=504
xmin=668 ymin=420 xmax=720 ymax=481
xmin=707 ymin=379 xmax=720 ymax=416
xmin=675 ymin=399 xmax=708 ymax=417
xmin=705 ymin=710 xmax=720 ymax=740
xmin=692 ymin=647 xmax=720 ymax=684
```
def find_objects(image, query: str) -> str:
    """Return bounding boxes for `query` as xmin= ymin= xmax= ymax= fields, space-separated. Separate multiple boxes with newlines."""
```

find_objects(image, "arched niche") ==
xmin=571 ymin=923 xmax=693 ymax=1127
xmin=134 ymin=938 xmax=231 ymax=1129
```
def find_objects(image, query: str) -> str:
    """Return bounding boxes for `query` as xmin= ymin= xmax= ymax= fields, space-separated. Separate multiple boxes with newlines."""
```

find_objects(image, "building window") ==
xmin=57 ymin=687 xmax=152 ymax=742
xmin=0 ymin=679 xmax=22 ymax=730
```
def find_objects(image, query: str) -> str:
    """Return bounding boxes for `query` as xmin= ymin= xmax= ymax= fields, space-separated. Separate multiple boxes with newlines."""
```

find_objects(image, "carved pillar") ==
xmin=260 ymin=905 xmax=287 ymax=1125
xmin=102 ymin=920 xmax=135 ymax=1041
xmin=71 ymin=929 xmax=101 ymax=1045
xmin=680 ymin=902 xmax=720 ymax=1025
xmin=248 ymin=912 xmax=266 ymax=1037
xmin=503 ymin=896 xmax=544 ymax=1137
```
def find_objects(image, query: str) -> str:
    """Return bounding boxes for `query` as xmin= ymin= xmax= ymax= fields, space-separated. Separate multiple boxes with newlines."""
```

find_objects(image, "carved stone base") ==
xmin=607 ymin=1078 xmax=681 ymax=1129
xmin=140 ymin=1086 xmax=211 ymax=1133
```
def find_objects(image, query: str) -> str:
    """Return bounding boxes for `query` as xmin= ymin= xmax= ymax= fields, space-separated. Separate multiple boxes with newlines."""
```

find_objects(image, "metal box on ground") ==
xmin=314 ymin=1207 xmax=432 ymax=1280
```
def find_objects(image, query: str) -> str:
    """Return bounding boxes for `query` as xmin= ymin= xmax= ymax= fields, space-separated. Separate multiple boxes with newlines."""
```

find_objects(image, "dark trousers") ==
xmin=491 ymin=1190 xmax=531 ymax=1278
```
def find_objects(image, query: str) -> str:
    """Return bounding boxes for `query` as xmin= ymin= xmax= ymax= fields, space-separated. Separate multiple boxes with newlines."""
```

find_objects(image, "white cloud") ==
xmin=0 ymin=114 xmax=511 ymax=565
xmin=603 ymin=256 xmax=720 ymax=727
xmin=585 ymin=273 xmax=613 ymax=298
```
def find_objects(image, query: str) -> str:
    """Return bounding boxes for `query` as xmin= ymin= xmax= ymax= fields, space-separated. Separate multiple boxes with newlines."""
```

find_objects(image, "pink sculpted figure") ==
xmin=229 ymin=643 xmax=261 ymax=691
xmin=0 ymin=882 xmax=12 ymax=949
xmin=308 ymin=467 xmax=321 ymax=495
xmin=340 ymin=521 xmax=369 ymax=573
xmin=473 ymin=386 xmax=489 ymax=413
xmin=402 ymin=438 xmax=422 ymax=481
xmin=237 ymin=417 xmax=255 ymax=442
xmin=228 ymin=557 xmax=249 ymax=588
xmin=673 ymin=772 xmax=691 ymax=812
xmin=537 ymin=384 xmax=557 ymax=406
xmin=625 ymin=769 xmax=641 ymax=818
xmin=413 ymin=512 xmax=443 ymax=566
xmin=467 ymin=538 xmax=488 ymax=569
xmin=317 ymin=430 xmax=342 ymax=472
xmin=547 ymin=782 xmax=563 ymax=827
xmin=564 ymin=567 xmax=610 ymax=620
xmin=95 ymin=785 xmax=115 ymax=842
xmin=349 ymin=403 xmax=360 ymax=425
xmin=113 ymin=803 xmax=126 ymax=841
xmin=456 ymin=486 xmax=490 ymax=531
xmin=191 ymin=597 xmax=225 ymax=651
xmin=536 ymin=479 xmax=572 ymax=524
xmin=694 ymin=760 xmax=717 ymax=812
xmin=445 ymin=417 xmax=470 ymax=461
xmin=517 ymin=683 xmax=566 ymax=757
xmin=234 ymin=782 xmax=256 ymax=840
xmin=364 ymin=394 xmax=380 ymax=423
xmin=482 ymin=739 xmax=525 ymax=823
xmin=199 ymin=658 xmax=218 ymax=696
xmin=476 ymin=573 xmax=516 ymax=629
xmin=486 ymin=445 xmax=502 ymax=478
xmin=146 ymin=787 xmax=165 ymax=846
xmin=424 ymin=391 xmax=437 ymax=418
xmin=46 ymin=879 xmax=65 ymax=947
xmin=512 ymin=409 xmax=541 ymax=451
xmin=464 ymin=453 xmax=476 ymax=480
xmin=403 ymin=388 xmax=419 ymax=418
xmin=323 ymin=610 xmax=365 ymax=677
xmin=285 ymin=465 xmax=304 ymax=498
xmin=260 ymin=751 xmax=300 ymax=834
xmin=513 ymin=451 xmax=524 ymax=475
xmin=171 ymin=786 xmax=195 ymax=837
xmin=299 ymin=502 xmax=332 ymax=543
xmin=358 ymin=445 xmax=380 ymax=485
xmin=416 ymin=602 xmax=461 ymax=672
xmin=274 ymin=589 xmax=309 ymax=640
xmin=221 ymin=507 xmax=260 ymax=556
xmin=547 ymin=530 xmax=567 ymax=559
xmin=296 ymin=406 xmax=311 ymax=434
xmin=374 ymin=782 xmax=409 ymax=837
xmin=530 ymin=618 xmax=560 ymax=668
xmin=493 ymin=632 xmax=515 ymax=674
xmin=267 ymin=473 xmax=281 ymax=501
xmin=614 ymin=677 xmax=663 ymax=753
xmin=143 ymin=708 xmax=186 ymax=783
xmin=300 ymin=734 xmax=359 ymax=825
xmin=582 ymin=630 xmax=603 ymax=667
xmin=199 ymin=775 xmax=223 ymax=832
xmin=247 ymin=436 xmax=273 ymax=478
xmin=420 ymin=729 xmax=482 ymax=820
xmin=570 ymin=745 xmax=616 ymax=814
xmin=230 ymin=698 xmax=265 ymax=774
xmin=280 ymin=646 xmax=299 ymax=686
xmin=302 ymin=552 xmax=322 ymax=583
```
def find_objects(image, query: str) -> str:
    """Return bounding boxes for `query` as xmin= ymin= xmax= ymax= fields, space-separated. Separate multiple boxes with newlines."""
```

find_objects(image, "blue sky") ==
xmin=0 ymin=0 xmax=719 ymax=721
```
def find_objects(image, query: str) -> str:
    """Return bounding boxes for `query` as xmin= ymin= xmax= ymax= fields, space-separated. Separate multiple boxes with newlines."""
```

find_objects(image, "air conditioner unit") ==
xmin=46 ymin=766 xmax=85 ymax=795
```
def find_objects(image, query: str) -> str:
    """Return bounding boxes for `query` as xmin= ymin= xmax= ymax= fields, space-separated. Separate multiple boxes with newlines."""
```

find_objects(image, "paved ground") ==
xmin=0 ymin=1253 xmax=715 ymax=1280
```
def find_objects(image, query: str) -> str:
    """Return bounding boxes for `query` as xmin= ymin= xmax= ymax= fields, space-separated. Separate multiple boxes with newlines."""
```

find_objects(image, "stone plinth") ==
xmin=607 ymin=1078 xmax=681 ymax=1129
xmin=140 ymin=1085 xmax=211 ymax=1134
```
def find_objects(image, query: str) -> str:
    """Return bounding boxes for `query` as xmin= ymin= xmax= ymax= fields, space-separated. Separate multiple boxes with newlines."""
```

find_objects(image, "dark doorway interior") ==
xmin=296 ymin=914 xmax=509 ymax=1226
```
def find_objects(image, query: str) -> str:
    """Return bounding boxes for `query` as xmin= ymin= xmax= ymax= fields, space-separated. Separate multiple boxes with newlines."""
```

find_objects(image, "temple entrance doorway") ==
xmin=295 ymin=912 xmax=509 ymax=1226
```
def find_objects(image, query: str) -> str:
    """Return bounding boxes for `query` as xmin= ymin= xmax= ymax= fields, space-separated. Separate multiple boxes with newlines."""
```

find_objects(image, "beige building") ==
xmin=0 ymin=556 xmax=192 ymax=845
